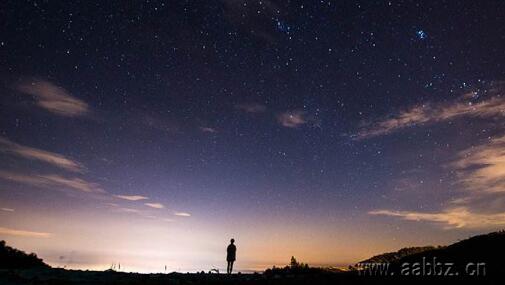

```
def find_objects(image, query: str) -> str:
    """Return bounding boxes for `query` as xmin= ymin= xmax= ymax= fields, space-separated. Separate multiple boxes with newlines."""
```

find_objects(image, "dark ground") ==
xmin=0 ymin=268 xmax=503 ymax=285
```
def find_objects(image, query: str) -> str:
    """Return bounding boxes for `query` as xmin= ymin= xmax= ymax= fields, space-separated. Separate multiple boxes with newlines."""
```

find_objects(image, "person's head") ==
xmin=230 ymin=238 xmax=235 ymax=244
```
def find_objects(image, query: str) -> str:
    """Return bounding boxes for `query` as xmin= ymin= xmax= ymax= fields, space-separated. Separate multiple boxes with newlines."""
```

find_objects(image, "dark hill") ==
xmin=388 ymin=230 xmax=505 ymax=276
xmin=0 ymin=240 xmax=49 ymax=269
xmin=360 ymin=246 xmax=439 ymax=264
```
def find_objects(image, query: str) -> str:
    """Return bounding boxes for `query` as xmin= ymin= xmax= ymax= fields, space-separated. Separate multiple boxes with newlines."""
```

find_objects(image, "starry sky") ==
xmin=1 ymin=0 xmax=505 ymax=273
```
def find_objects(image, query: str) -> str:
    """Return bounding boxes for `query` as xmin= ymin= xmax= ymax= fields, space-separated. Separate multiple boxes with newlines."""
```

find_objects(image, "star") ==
xmin=416 ymin=30 xmax=427 ymax=40
xmin=276 ymin=20 xmax=291 ymax=35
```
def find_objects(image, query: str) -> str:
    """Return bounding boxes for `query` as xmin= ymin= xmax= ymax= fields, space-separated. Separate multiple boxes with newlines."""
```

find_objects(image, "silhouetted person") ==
xmin=226 ymin=238 xmax=236 ymax=274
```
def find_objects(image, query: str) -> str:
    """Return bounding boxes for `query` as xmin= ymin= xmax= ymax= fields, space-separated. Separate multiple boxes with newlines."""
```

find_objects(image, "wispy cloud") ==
xmin=277 ymin=110 xmax=306 ymax=128
xmin=1 ymin=208 xmax=14 ymax=212
xmin=369 ymin=134 xmax=505 ymax=229
xmin=235 ymin=103 xmax=267 ymax=113
xmin=0 ymin=137 xmax=84 ymax=173
xmin=369 ymin=207 xmax=505 ymax=229
xmin=114 ymin=195 xmax=149 ymax=201
xmin=37 ymin=175 xmax=104 ymax=193
xmin=451 ymin=135 xmax=505 ymax=194
xmin=200 ymin=127 xmax=217 ymax=133
xmin=0 ymin=226 xmax=52 ymax=238
xmin=109 ymin=204 xmax=166 ymax=219
xmin=117 ymin=208 xmax=141 ymax=213
xmin=174 ymin=212 xmax=191 ymax=217
xmin=0 ymin=171 xmax=104 ymax=193
xmin=356 ymin=88 xmax=505 ymax=139
xmin=16 ymin=79 xmax=89 ymax=117
xmin=145 ymin=203 xmax=164 ymax=209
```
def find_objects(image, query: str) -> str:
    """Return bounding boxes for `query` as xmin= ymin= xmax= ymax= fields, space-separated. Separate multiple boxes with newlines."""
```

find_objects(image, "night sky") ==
xmin=1 ymin=0 xmax=505 ymax=273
